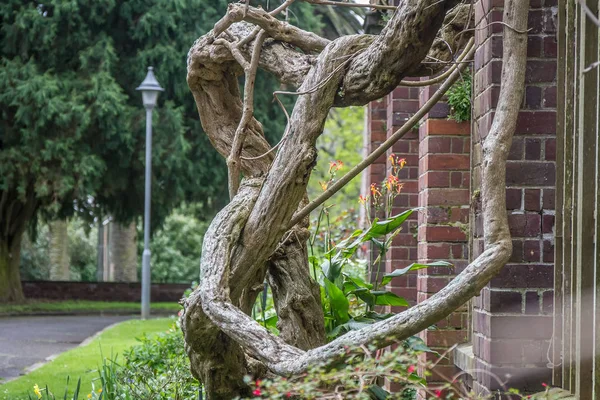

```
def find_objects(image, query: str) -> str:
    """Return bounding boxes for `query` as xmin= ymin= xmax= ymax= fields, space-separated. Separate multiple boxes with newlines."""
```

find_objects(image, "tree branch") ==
xmin=186 ymin=0 xmax=529 ymax=378
xmin=227 ymin=30 xmax=268 ymax=199
xmin=290 ymin=39 xmax=475 ymax=228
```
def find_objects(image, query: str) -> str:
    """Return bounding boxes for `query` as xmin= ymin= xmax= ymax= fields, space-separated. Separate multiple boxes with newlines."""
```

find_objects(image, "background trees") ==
xmin=0 ymin=0 xmax=327 ymax=301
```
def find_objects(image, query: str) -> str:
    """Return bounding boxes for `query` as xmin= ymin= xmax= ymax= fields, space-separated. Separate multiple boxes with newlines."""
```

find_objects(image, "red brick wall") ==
xmin=367 ymin=89 xmax=419 ymax=307
xmin=417 ymin=83 xmax=471 ymax=384
xmin=22 ymin=281 xmax=188 ymax=302
xmin=366 ymin=1 xmax=558 ymax=395
xmin=471 ymin=0 xmax=557 ymax=394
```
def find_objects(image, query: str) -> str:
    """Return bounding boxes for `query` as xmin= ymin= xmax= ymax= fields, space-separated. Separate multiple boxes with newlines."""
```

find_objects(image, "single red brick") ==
xmin=543 ymin=240 xmax=554 ymax=263
xmin=423 ymin=154 xmax=470 ymax=170
xmin=525 ymin=86 xmax=542 ymax=109
xmin=506 ymin=188 xmax=522 ymax=209
xmin=421 ymin=136 xmax=452 ymax=154
xmin=418 ymin=243 xmax=451 ymax=259
xmin=508 ymin=214 xmax=542 ymax=237
xmin=542 ymin=214 xmax=554 ymax=234
xmin=525 ymin=138 xmax=542 ymax=160
xmin=423 ymin=330 xmax=468 ymax=347
xmin=524 ymin=240 xmax=541 ymax=262
xmin=423 ymin=188 xmax=470 ymax=206
xmin=426 ymin=119 xmax=470 ymax=135
xmin=420 ymin=171 xmax=450 ymax=188
xmin=524 ymin=189 xmax=541 ymax=211
xmin=545 ymin=138 xmax=556 ymax=161
xmin=489 ymin=315 xmax=552 ymax=339
xmin=506 ymin=162 xmax=555 ymax=186
xmin=421 ymin=225 xmax=467 ymax=242
xmin=526 ymin=60 xmax=557 ymax=83
xmin=543 ymin=86 xmax=557 ymax=108
xmin=543 ymin=188 xmax=555 ymax=209
xmin=515 ymin=111 xmax=556 ymax=135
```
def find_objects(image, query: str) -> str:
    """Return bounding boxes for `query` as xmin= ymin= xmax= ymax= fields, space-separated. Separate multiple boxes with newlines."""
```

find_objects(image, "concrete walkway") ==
xmin=0 ymin=315 xmax=133 ymax=382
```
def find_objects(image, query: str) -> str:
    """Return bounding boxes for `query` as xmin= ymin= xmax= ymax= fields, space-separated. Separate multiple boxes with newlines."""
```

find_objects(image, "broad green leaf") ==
xmin=368 ymin=209 xmax=414 ymax=236
xmin=344 ymin=274 xmax=373 ymax=290
xmin=322 ymin=257 xmax=344 ymax=283
xmin=380 ymin=261 xmax=453 ymax=286
xmin=349 ymin=287 xmax=376 ymax=308
xmin=324 ymin=278 xmax=350 ymax=324
xmin=372 ymin=291 xmax=409 ymax=307
xmin=331 ymin=210 xmax=416 ymax=260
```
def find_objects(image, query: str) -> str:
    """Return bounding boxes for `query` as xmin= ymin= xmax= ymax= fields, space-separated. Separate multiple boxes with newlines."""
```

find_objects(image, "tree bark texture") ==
xmin=49 ymin=220 xmax=70 ymax=281
xmin=0 ymin=189 xmax=37 ymax=302
xmin=182 ymin=0 xmax=528 ymax=398
xmin=0 ymin=233 xmax=24 ymax=302
xmin=110 ymin=221 xmax=138 ymax=282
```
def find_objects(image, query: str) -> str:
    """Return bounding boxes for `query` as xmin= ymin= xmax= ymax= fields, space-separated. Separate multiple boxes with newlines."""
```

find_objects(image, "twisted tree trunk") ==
xmin=181 ymin=0 xmax=529 ymax=398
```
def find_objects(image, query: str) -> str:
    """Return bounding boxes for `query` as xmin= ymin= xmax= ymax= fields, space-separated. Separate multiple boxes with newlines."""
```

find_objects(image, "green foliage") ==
xmin=20 ymin=225 xmax=51 ymax=281
xmin=308 ymin=107 xmax=365 ymax=211
xmin=144 ymin=203 xmax=209 ymax=283
xmin=0 ymin=0 xmax=323 ymax=237
xmin=314 ymin=210 xmax=451 ymax=340
xmin=112 ymin=323 xmax=197 ymax=399
xmin=67 ymin=219 xmax=97 ymax=281
xmin=20 ymin=218 xmax=96 ymax=281
xmin=241 ymin=344 xmax=426 ymax=399
xmin=446 ymin=73 xmax=472 ymax=123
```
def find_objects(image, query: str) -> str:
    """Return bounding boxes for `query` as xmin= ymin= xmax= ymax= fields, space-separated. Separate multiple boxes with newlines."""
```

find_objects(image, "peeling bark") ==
xmin=181 ymin=0 xmax=526 ymax=397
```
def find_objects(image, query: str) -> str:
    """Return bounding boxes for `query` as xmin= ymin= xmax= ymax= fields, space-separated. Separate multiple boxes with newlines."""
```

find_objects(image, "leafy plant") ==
xmin=446 ymin=73 xmax=472 ymax=123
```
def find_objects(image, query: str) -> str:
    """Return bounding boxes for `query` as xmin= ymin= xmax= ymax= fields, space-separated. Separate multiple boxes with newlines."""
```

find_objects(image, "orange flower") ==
xmin=388 ymin=153 xmax=396 ymax=165
xmin=370 ymin=183 xmax=381 ymax=197
xmin=358 ymin=195 xmax=368 ymax=205
xmin=399 ymin=158 xmax=407 ymax=168
xmin=336 ymin=160 xmax=344 ymax=169
xmin=319 ymin=181 xmax=328 ymax=191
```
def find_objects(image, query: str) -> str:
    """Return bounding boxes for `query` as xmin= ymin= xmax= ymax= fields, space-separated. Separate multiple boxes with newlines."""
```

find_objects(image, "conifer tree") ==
xmin=0 ymin=0 xmax=322 ymax=301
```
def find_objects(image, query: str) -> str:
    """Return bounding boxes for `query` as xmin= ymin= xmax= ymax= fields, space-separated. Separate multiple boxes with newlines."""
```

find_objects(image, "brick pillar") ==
xmin=471 ymin=0 xmax=556 ymax=395
xmin=416 ymin=84 xmax=471 ymax=388
xmin=385 ymin=86 xmax=420 ymax=307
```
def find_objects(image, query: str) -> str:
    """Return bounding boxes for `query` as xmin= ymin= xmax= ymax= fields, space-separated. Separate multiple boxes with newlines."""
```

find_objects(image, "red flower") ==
xmin=542 ymin=382 xmax=548 ymax=388
xmin=286 ymin=392 xmax=291 ymax=398
xmin=434 ymin=389 xmax=442 ymax=398
xmin=407 ymin=365 xmax=416 ymax=374
xmin=252 ymin=388 xmax=262 ymax=396
xmin=255 ymin=380 xmax=262 ymax=386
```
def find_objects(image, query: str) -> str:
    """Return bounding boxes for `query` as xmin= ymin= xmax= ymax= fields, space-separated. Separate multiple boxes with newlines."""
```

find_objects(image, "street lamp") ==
xmin=136 ymin=66 xmax=164 ymax=320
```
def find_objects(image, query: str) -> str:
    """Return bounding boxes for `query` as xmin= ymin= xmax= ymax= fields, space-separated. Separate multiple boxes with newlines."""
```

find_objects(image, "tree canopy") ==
xmin=0 ymin=0 xmax=324 ymax=301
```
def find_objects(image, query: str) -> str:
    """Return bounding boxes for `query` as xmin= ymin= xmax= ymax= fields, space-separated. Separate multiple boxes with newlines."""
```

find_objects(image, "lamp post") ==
xmin=136 ymin=67 xmax=164 ymax=320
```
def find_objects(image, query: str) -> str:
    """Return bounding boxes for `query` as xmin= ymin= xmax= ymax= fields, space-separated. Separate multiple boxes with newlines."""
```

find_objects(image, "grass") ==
xmin=0 ymin=300 xmax=181 ymax=315
xmin=0 ymin=317 xmax=175 ymax=400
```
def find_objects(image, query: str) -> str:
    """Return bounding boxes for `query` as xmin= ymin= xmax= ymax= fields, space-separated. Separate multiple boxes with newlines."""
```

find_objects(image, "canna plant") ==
xmin=306 ymin=156 xmax=452 ymax=340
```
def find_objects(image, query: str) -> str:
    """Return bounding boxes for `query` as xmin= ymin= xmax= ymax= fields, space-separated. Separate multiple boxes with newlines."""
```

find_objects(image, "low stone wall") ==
xmin=22 ymin=281 xmax=189 ymax=302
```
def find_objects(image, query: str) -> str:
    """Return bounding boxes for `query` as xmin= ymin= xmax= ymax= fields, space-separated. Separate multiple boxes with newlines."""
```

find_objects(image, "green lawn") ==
xmin=0 ymin=300 xmax=181 ymax=315
xmin=0 ymin=318 xmax=175 ymax=400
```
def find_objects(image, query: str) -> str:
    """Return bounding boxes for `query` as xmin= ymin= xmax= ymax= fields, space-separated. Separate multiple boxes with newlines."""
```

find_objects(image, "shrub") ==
xmin=447 ymin=73 xmax=472 ymax=123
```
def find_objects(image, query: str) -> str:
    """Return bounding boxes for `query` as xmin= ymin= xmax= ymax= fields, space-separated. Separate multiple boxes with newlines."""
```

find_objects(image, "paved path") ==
xmin=0 ymin=315 xmax=133 ymax=382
